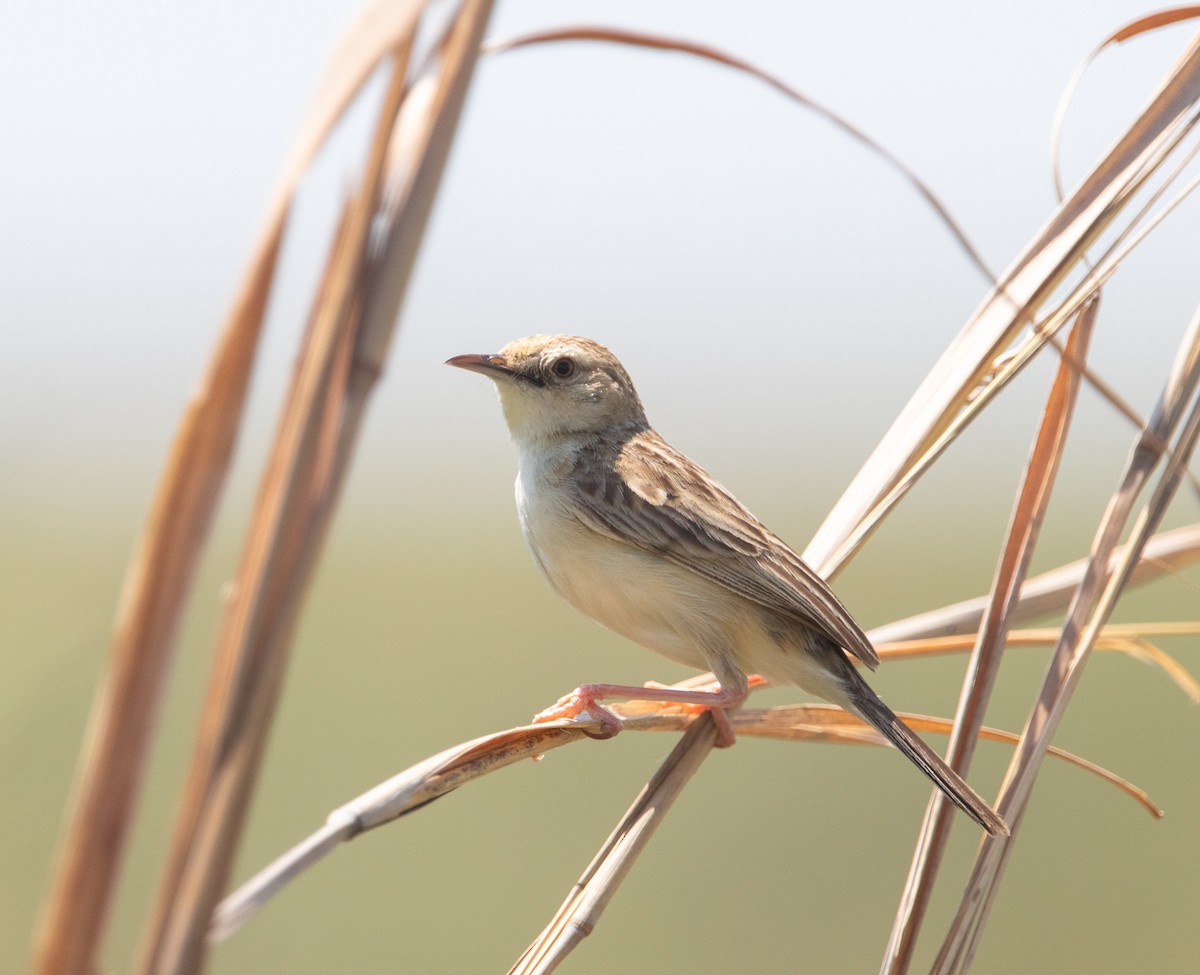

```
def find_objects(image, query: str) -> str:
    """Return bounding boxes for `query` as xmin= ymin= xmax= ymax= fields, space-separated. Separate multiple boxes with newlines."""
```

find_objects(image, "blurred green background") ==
xmin=3 ymin=1 xmax=1198 ymax=972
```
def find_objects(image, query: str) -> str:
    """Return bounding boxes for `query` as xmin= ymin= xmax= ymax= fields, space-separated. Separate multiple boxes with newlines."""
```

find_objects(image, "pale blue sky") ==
xmin=3 ymin=0 xmax=1197 ymax=522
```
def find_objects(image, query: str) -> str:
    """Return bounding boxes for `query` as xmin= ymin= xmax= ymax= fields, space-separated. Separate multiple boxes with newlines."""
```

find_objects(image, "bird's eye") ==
xmin=550 ymin=356 xmax=576 ymax=379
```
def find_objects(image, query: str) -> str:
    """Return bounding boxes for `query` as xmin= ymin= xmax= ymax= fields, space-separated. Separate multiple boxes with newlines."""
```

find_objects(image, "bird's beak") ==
xmin=445 ymin=353 xmax=515 ymax=379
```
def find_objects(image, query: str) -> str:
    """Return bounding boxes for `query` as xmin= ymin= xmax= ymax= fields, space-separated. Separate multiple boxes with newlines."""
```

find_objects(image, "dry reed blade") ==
xmin=210 ymin=722 xmax=589 ymax=942
xmin=934 ymin=303 xmax=1200 ymax=973
xmin=805 ymin=32 xmax=1200 ymax=578
xmin=135 ymin=50 xmax=415 ymax=975
xmin=509 ymin=717 xmax=719 ymax=975
xmin=868 ymin=521 xmax=1200 ymax=644
xmin=29 ymin=221 xmax=285 ymax=975
xmin=722 ymin=707 xmax=1163 ymax=818
xmin=879 ymin=628 xmax=1200 ymax=703
xmin=880 ymin=300 xmax=1095 ymax=973
xmin=210 ymin=686 xmax=1164 ymax=946
xmin=875 ymin=716 xmax=1162 ymax=818
xmin=824 ymin=136 xmax=1200 ymax=546
xmin=31 ymin=4 xmax=467 ymax=972
xmin=1052 ymin=7 xmax=1200 ymax=201
xmin=134 ymin=4 xmax=495 ymax=974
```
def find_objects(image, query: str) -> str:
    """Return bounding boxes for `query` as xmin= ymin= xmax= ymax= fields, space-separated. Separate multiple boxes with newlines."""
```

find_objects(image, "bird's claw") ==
xmin=532 ymin=686 xmax=623 ymax=739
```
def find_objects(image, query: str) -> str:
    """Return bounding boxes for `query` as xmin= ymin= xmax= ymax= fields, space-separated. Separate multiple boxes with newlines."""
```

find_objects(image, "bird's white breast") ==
xmin=514 ymin=446 xmax=716 ymax=673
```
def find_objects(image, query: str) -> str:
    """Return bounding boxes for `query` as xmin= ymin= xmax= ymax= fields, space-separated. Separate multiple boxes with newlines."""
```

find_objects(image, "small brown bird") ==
xmin=448 ymin=335 xmax=1007 ymax=835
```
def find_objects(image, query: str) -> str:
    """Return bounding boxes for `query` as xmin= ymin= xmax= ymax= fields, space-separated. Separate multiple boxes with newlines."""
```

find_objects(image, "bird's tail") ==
xmin=837 ymin=659 xmax=1009 ymax=837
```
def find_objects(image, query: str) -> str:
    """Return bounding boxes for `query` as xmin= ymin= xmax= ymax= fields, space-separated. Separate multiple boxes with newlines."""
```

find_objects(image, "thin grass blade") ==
xmin=805 ymin=33 xmax=1200 ymax=577
xmin=509 ymin=717 xmax=719 ymax=975
xmin=1052 ymin=7 xmax=1200 ymax=201
xmin=29 ymin=219 xmax=286 ymax=975
xmin=868 ymin=522 xmax=1200 ymax=644
xmin=934 ymin=303 xmax=1200 ymax=972
xmin=136 ymin=4 xmax=495 ymax=973
xmin=880 ymin=300 xmax=1095 ymax=973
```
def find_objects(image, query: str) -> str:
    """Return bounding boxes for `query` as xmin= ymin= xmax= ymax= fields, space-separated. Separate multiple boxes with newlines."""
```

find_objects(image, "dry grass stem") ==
xmin=805 ymin=32 xmax=1200 ymax=576
xmin=1052 ymin=8 xmax=1200 ymax=201
xmin=882 ymin=300 xmax=1095 ymax=972
xmin=880 ymin=628 xmax=1200 ymax=702
xmin=508 ymin=717 xmax=720 ymax=975
xmin=29 ymin=224 xmax=285 ymax=975
xmin=868 ymin=522 xmax=1200 ymax=644
xmin=933 ymin=303 xmax=1200 ymax=973
xmin=210 ymin=722 xmax=589 ymax=942
xmin=210 ymin=682 xmax=1163 ymax=947
xmin=136 ymin=50 xmax=418 ymax=975
xmin=21 ymin=4 xmax=498 ymax=975
xmin=135 ymin=6 xmax=496 ymax=972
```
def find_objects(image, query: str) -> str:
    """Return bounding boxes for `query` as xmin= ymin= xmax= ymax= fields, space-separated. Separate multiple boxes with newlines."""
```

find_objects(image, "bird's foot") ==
xmin=533 ymin=679 xmax=752 ymax=747
xmin=532 ymin=685 xmax=623 ymax=739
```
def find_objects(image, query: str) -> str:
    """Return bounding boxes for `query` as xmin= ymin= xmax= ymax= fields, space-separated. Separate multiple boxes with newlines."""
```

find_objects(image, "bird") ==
xmin=447 ymin=335 xmax=1007 ymax=836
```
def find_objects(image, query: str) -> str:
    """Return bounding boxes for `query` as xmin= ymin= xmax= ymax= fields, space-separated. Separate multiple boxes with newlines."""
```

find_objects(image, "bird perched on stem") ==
xmin=447 ymin=335 xmax=1007 ymax=836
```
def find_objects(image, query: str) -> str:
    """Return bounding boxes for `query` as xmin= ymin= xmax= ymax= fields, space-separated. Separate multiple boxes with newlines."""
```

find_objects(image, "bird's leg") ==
xmin=532 ymin=680 xmax=750 ymax=745
xmin=642 ymin=674 xmax=767 ymax=747
xmin=645 ymin=673 xmax=769 ymax=704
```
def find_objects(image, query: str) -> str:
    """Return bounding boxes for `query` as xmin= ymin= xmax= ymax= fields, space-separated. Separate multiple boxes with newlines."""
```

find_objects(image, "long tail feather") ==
xmin=841 ymin=665 xmax=1009 ymax=836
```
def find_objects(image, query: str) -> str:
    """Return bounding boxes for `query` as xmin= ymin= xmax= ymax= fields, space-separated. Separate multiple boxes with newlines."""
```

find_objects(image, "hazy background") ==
xmin=3 ymin=1 xmax=1198 ymax=972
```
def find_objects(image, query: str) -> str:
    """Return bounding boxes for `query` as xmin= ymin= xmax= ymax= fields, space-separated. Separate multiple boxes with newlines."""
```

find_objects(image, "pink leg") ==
xmin=532 ymin=680 xmax=752 ymax=744
xmin=642 ymin=677 xmax=766 ymax=747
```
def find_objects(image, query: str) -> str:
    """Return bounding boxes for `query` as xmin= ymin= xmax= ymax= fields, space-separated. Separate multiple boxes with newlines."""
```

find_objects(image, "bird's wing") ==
xmin=570 ymin=431 xmax=879 ymax=669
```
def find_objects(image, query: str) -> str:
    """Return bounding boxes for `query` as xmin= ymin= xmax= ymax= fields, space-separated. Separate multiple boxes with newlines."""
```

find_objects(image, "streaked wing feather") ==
xmin=572 ymin=431 xmax=879 ymax=669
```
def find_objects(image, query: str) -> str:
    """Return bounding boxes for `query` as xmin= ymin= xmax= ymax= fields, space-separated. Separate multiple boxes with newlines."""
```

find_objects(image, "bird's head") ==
xmin=447 ymin=335 xmax=648 ymax=444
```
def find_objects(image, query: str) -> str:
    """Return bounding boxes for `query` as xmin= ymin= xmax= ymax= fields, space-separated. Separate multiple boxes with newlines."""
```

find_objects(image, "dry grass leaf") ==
xmin=805 ymin=35 xmax=1200 ymax=578
xmin=1053 ymin=7 xmax=1200 ymax=201
xmin=28 ymin=4 xmax=432 ymax=967
xmin=879 ymin=626 xmax=1200 ymax=703
xmin=508 ymin=717 xmax=719 ymax=975
xmin=27 ymin=220 xmax=285 ymax=975
xmin=932 ymin=304 xmax=1200 ymax=973
xmin=869 ymin=522 xmax=1200 ymax=644
xmin=208 ymin=690 xmax=1161 ymax=949
xmin=32 ymin=4 xmax=495 ymax=975
xmin=134 ymin=6 xmax=496 ymax=974
xmin=882 ymin=305 xmax=1094 ymax=971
